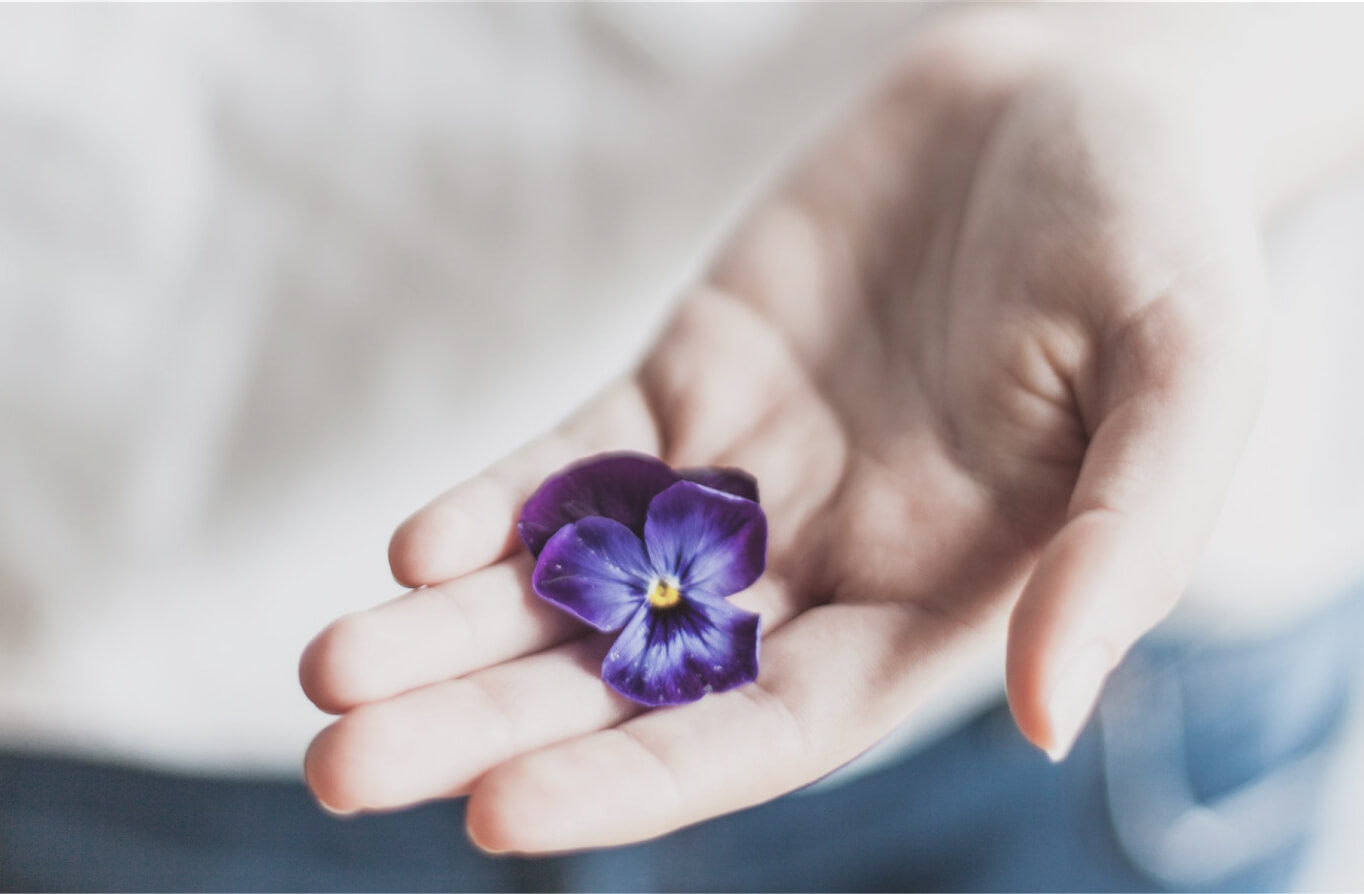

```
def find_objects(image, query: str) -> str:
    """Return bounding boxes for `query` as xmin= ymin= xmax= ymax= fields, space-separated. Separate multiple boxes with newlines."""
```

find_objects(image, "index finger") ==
xmin=389 ymin=380 xmax=662 ymax=588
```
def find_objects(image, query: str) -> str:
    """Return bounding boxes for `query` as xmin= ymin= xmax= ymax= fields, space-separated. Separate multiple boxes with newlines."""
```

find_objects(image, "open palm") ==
xmin=301 ymin=20 xmax=1268 ymax=852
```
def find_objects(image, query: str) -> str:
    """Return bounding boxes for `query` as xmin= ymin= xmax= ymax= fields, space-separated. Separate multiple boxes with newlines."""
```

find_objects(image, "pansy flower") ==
xmin=518 ymin=452 xmax=766 ymax=707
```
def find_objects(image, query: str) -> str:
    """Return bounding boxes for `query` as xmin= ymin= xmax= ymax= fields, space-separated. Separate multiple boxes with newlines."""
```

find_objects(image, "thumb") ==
xmin=1006 ymin=291 xmax=1268 ymax=760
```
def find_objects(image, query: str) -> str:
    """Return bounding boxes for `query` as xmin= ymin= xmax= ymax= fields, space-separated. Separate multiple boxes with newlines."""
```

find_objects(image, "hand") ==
xmin=299 ymin=14 xmax=1268 ymax=852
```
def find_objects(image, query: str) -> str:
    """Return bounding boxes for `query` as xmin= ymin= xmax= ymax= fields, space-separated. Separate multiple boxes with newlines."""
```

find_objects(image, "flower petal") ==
xmin=532 ymin=517 xmax=653 ymax=632
xmin=601 ymin=595 xmax=761 ymax=706
xmin=678 ymin=466 xmax=760 ymax=503
xmin=643 ymin=481 xmax=767 ymax=600
xmin=518 ymin=452 xmax=679 ymax=557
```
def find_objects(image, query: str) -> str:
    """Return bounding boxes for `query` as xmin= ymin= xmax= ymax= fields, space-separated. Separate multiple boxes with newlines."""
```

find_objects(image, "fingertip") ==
xmin=388 ymin=500 xmax=459 ymax=589
xmin=465 ymin=749 xmax=590 ymax=855
xmin=464 ymin=774 xmax=519 ymax=855
xmin=305 ymin=700 xmax=445 ymax=815
xmin=1048 ymin=641 xmax=1114 ymax=755
xmin=1005 ymin=512 xmax=1150 ymax=760
xmin=299 ymin=613 xmax=376 ymax=715
xmin=1004 ymin=533 xmax=1080 ymax=756
xmin=1009 ymin=636 xmax=1114 ymax=761
xmin=304 ymin=721 xmax=361 ymax=815
xmin=465 ymin=825 xmax=510 ymax=856
xmin=1004 ymin=632 xmax=1053 ymax=757
xmin=389 ymin=475 xmax=523 ymax=588
xmin=316 ymin=801 xmax=360 ymax=819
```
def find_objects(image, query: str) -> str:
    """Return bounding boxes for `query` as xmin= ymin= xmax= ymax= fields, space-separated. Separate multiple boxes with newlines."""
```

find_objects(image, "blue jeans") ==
xmin=2 ymin=588 xmax=1359 ymax=892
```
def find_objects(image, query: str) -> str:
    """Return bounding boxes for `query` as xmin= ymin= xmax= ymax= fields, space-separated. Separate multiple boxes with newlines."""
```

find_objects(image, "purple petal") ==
xmin=532 ymin=517 xmax=652 ymax=632
xmin=602 ymin=595 xmax=761 ymax=706
xmin=643 ymin=481 xmax=767 ymax=600
xmin=678 ymin=466 xmax=760 ymax=504
xmin=518 ymin=452 xmax=679 ymax=557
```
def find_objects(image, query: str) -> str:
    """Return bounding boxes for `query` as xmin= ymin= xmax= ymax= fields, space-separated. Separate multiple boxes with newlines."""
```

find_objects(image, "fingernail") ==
xmin=1045 ymin=641 xmax=1113 ymax=762
xmin=315 ymin=797 xmax=360 ymax=819
xmin=466 ymin=824 xmax=508 ymax=856
xmin=316 ymin=802 xmax=360 ymax=818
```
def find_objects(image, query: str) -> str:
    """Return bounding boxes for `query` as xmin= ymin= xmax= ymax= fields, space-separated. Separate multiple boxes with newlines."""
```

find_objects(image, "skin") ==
xmin=298 ymin=9 xmax=1356 ymax=853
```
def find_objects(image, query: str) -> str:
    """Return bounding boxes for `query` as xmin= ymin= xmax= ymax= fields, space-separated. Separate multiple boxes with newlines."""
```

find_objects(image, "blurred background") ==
xmin=0 ymin=4 xmax=1361 ymax=891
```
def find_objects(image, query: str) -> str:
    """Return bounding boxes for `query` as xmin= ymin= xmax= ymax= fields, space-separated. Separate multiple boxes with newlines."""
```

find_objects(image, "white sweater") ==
xmin=1 ymin=4 xmax=1361 ymax=777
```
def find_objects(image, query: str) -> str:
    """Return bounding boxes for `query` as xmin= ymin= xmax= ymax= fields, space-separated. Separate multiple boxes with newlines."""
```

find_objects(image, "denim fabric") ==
xmin=2 ymin=589 xmax=1359 ymax=893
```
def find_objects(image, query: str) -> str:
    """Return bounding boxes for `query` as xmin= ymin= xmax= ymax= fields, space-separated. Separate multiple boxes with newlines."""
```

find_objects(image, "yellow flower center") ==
xmin=646 ymin=578 xmax=682 ymax=610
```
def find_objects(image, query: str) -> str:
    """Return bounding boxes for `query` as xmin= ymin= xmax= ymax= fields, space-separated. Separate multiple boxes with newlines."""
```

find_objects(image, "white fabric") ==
xmin=0 ymin=5 xmax=1360 ymax=777
xmin=1180 ymin=170 xmax=1364 ymax=635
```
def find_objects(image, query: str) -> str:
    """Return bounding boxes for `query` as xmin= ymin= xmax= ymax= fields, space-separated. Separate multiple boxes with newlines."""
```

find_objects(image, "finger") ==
xmin=304 ymin=576 xmax=804 ymax=814
xmin=306 ymin=636 xmax=623 ymax=813
xmin=389 ymin=380 xmax=661 ymax=588
xmin=300 ymin=553 xmax=582 ymax=714
xmin=1007 ymin=292 xmax=1269 ymax=760
xmin=463 ymin=600 xmax=992 ymax=853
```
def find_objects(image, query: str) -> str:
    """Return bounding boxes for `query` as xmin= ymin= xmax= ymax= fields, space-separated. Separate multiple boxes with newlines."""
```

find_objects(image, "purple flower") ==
xmin=518 ymin=453 xmax=766 ymax=706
